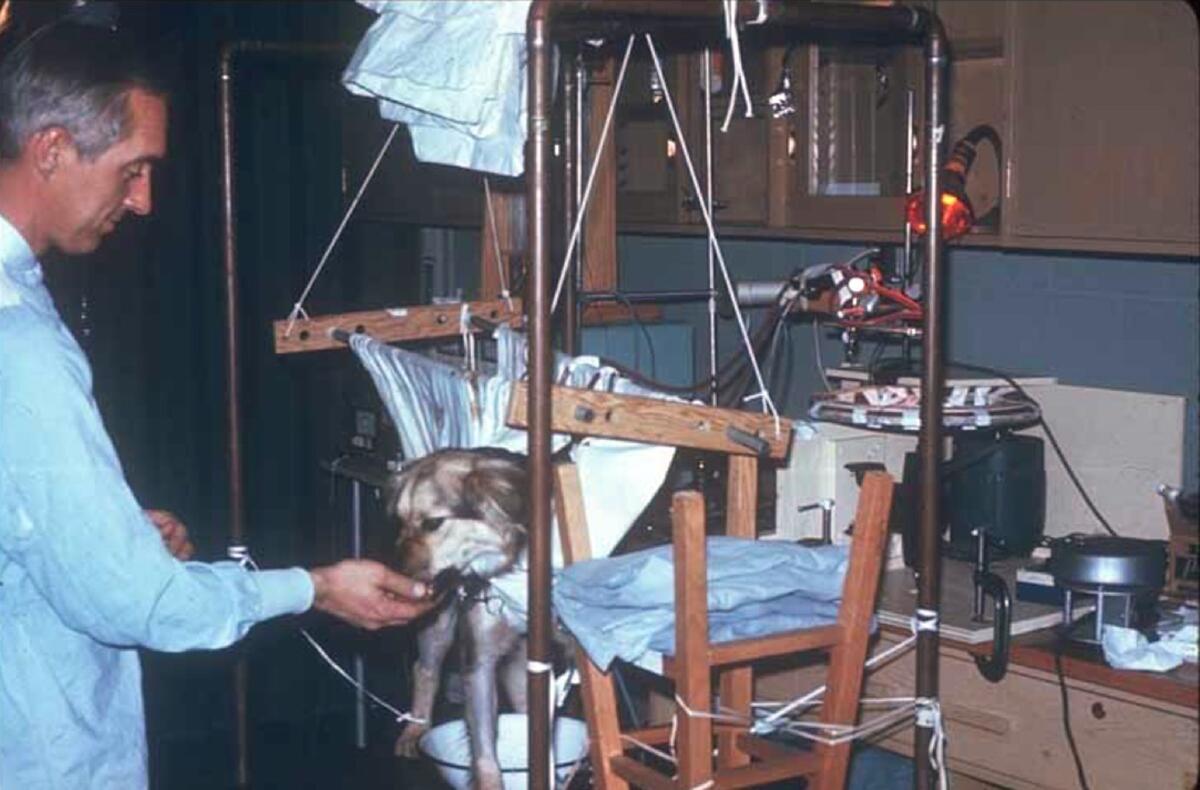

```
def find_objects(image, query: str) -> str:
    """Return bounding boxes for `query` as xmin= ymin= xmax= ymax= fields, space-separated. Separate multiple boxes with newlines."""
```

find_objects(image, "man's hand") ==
xmin=145 ymin=509 xmax=195 ymax=561
xmin=309 ymin=560 xmax=435 ymax=630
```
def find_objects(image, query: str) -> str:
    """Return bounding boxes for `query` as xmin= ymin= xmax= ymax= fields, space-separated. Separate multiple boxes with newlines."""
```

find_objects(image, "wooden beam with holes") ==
xmin=272 ymin=298 xmax=523 ymax=355
xmin=506 ymin=382 xmax=791 ymax=459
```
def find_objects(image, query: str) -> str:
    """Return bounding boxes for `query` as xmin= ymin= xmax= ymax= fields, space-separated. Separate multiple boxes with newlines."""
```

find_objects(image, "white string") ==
xmin=754 ymin=631 xmax=918 ymax=731
xmin=645 ymin=33 xmax=779 ymax=432
xmin=225 ymin=546 xmax=425 ymax=726
xmin=459 ymin=303 xmax=477 ymax=374
xmin=298 ymin=629 xmax=426 ymax=725
xmin=720 ymin=0 xmax=755 ymax=133
xmin=917 ymin=697 xmax=949 ymax=790
xmin=483 ymin=177 xmax=515 ymax=312
xmin=284 ymin=123 xmax=401 ymax=338
xmin=551 ymin=34 xmax=637 ymax=316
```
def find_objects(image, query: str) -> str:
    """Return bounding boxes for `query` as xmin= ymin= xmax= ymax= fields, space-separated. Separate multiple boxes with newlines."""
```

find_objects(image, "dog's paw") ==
xmin=471 ymin=759 xmax=504 ymax=790
xmin=393 ymin=723 xmax=428 ymax=759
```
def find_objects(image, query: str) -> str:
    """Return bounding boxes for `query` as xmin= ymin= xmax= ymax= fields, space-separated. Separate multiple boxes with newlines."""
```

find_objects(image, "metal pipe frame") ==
xmin=218 ymin=39 xmax=349 ymax=789
xmin=527 ymin=3 xmax=946 ymax=788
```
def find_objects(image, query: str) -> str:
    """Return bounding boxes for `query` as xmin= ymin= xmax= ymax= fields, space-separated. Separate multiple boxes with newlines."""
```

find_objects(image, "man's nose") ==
xmin=124 ymin=173 xmax=153 ymax=216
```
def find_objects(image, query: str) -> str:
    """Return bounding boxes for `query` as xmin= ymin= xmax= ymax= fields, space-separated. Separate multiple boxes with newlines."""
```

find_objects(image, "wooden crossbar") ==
xmin=507 ymin=382 xmax=791 ymax=459
xmin=271 ymin=298 xmax=523 ymax=354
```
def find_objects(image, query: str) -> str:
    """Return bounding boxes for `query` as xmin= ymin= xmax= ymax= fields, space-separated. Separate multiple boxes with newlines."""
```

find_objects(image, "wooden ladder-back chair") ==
xmin=553 ymin=458 xmax=894 ymax=790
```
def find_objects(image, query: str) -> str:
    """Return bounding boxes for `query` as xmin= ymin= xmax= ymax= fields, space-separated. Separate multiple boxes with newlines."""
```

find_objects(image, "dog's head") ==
xmin=385 ymin=448 xmax=528 ymax=587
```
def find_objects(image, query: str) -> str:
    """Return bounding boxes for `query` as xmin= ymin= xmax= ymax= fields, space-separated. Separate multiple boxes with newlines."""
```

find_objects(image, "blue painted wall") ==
xmin=616 ymin=234 xmax=1200 ymax=485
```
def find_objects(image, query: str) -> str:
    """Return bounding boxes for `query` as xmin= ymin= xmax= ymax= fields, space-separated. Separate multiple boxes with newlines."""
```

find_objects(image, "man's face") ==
xmin=43 ymin=88 xmax=166 ymax=255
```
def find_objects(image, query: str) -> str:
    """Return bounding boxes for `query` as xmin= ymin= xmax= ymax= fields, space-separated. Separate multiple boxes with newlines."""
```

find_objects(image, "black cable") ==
xmin=611 ymin=291 xmax=657 ymax=381
xmin=869 ymin=354 xmax=1122 ymax=537
xmin=945 ymin=360 xmax=1121 ymax=538
xmin=1054 ymin=630 xmax=1092 ymax=790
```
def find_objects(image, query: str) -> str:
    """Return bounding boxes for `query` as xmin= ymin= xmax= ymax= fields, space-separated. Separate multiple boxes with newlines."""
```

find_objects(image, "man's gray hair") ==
xmin=0 ymin=22 xmax=166 ymax=161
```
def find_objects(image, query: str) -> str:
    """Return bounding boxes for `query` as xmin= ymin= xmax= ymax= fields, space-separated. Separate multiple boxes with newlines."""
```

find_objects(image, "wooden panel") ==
xmin=479 ymin=187 xmax=524 ymax=302
xmin=506 ymin=382 xmax=792 ymax=458
xmin=584 ymin=58 xmax=618 ymax=293
xmin=1008 ymin=1 xmax=1199 ymax=252
xmin=272 ymin=298 xmax=521 ymax=354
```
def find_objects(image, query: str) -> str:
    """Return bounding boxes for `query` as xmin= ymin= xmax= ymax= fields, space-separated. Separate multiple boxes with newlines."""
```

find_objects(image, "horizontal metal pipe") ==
xmin=579 ymin=289 xmax=713 ymax=304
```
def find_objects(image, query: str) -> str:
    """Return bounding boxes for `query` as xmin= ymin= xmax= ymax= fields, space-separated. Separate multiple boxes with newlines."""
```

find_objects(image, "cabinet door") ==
xmin=1007 ymin=1 xmax=1199 ymax=256
xmin=685 ymin=47 xmax=772 ymax=227
xmin=341 ymin=96 xmax=494 ymax=228
xmin=614 ymin=48 xmax=691 ymax=226
xmin=785 ymin=40 xmax=922 ymax=236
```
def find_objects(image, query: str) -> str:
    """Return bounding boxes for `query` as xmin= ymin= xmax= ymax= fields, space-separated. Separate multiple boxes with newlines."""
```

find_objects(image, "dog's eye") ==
xmin=420 ymin=517 xmax=446 ymax=533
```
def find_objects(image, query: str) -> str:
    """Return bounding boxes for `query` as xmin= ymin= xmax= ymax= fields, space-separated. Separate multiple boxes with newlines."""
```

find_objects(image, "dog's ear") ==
xmin=383 ymin=470 xmax=407 ymax=518
xmin=461 ymin=457 xmax=527 ymax=529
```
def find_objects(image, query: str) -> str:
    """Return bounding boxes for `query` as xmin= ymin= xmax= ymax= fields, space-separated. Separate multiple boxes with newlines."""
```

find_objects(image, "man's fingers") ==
xmin=374 ymin=565 xmax=430 ymax=601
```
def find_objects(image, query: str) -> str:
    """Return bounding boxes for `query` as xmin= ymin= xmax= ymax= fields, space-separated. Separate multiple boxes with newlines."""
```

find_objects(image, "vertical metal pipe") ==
xmin=915 ymin=16 xmax=948 ymax=790
xmin=217 ymin=39 xmax=348 ymax=789
xmin=351 ymin=480 xmax=366 ymax=749
xmin=217 ymin=43 xmax=250 ymax=790
xmin=562 ymin=56 xmax=579 ymax=355
xmin=902 ymin=88 xmax=915 ymax=282
xmin=526 ymin=4 xmax=554 ymax=787
xmin=704 ymin=48 xmax=718 ymax=406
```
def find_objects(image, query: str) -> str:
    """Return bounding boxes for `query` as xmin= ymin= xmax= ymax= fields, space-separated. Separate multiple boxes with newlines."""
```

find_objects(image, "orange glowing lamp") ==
xmin=905 ymin=186 xmax=975 ymax=240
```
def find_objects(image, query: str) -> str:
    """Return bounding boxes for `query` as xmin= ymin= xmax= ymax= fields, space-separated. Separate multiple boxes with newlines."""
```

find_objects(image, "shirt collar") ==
xmin=0 ymin=212 xmax=38 ymax=274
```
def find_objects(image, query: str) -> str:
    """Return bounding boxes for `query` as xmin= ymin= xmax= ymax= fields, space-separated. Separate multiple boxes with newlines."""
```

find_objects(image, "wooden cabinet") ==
xmin=613 ymin=47 xmax=691 ymax=227
xmin=756 ymin=631 xmax=1200 ymax=789
xmin=605 ymin=1 xmax=1198 ymax=258
xmin=1005 ymin=0 xmax=1199 ymax=256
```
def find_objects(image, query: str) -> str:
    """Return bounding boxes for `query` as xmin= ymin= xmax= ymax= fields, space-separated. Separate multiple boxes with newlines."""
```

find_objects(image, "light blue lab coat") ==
xmin=0 ymin=215 xmax=314 ymax=789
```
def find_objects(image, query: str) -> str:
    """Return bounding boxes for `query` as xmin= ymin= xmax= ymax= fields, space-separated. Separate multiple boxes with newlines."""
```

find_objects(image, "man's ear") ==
xmin=27 ymin=127 xmax=74 ymax=179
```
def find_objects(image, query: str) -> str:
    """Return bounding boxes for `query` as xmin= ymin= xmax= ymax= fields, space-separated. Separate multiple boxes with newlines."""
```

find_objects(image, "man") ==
xmin=0 ymin=20 xmax=434 ymax=789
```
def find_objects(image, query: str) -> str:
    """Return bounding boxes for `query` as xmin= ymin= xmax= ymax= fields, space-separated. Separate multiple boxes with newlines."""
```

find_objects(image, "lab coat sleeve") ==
xmin=0 ymin=319 xmax=314 ymax=651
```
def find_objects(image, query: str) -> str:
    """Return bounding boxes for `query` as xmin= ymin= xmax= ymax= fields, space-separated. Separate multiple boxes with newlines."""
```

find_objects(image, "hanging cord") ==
xmin=1055 ymin=629 xmax=1092 ymax=790
xmin=645 ymin=33 xmax=779 ymax=434
xmin=225 ymin=546 xmax=425 ymax=727
xmin=939 ymin=360 xmax=1121 ymax=537
xmin=551 ymin=34 xmax=637 ymax=315
xmin=284 ymin=123 xmax=401 ymax=338
xmin=483 ymin=177 xmax=515 ymax=312
xmin=720 ymin=0 xmax=755 ymax=133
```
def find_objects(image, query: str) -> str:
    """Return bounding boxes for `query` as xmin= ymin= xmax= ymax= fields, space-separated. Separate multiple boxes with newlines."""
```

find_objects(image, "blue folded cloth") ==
xmin=554 ymin=537 xmax=850 ymax=670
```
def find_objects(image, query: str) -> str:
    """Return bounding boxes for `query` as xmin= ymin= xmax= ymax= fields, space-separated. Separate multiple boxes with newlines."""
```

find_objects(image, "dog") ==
xmin=386 ymin=448 xmax=531 ymax=790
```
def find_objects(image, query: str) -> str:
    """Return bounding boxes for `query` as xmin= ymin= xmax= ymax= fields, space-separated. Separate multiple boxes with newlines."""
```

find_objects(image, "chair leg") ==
xmin=673 ymin=490 xmax=713 ymax=789
xmin=811 ymin=471 xmax=894 ymax=790
xmin=719 ymin=455 xmax=758 ymax=769
xmin=553 ymin=463 xmax=629 ymax=790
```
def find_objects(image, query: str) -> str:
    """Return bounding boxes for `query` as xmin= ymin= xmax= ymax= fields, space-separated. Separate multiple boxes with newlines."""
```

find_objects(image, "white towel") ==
xmin=343 ymin=0 xmax=532 ymax=176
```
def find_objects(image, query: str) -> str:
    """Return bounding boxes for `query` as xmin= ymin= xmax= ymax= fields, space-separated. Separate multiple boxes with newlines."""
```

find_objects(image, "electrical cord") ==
xmin=1054 ymin=629 xmax=1092 ymax=790
xmin=944 ymin=361 xmax=1121 ymax=538
xmin=611 ymin=292 xmax=658 ymax=381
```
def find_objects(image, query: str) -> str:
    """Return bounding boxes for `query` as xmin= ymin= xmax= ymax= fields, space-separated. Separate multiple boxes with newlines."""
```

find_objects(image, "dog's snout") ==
xmin=395 ymin=536 xmax=433 ymax=580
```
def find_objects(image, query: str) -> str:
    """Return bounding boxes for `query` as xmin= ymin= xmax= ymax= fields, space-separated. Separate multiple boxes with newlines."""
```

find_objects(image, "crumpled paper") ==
xmin=1102 ymin=618 xmax=1199 ymax=672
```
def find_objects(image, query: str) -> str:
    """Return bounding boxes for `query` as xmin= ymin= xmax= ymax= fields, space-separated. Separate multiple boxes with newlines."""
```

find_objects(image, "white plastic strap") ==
xmin=913 ymin=607 xmax=940 ymax=633
xmin=226 ymin=545 xmax=256 ymax=570
xmin=285 ymin=123 xmax=401 ymax=338
xmin=459 ymin=303 xmax=477 ymax=374
xmin=916 ymin=697 xmax=949 ymax=790
xmin=527 ymin=660 xmax=554 ymax=675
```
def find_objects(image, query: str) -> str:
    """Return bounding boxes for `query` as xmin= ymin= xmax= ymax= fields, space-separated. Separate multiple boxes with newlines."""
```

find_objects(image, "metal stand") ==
xmin=322 ymin=455 xmax=391 ymax=749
